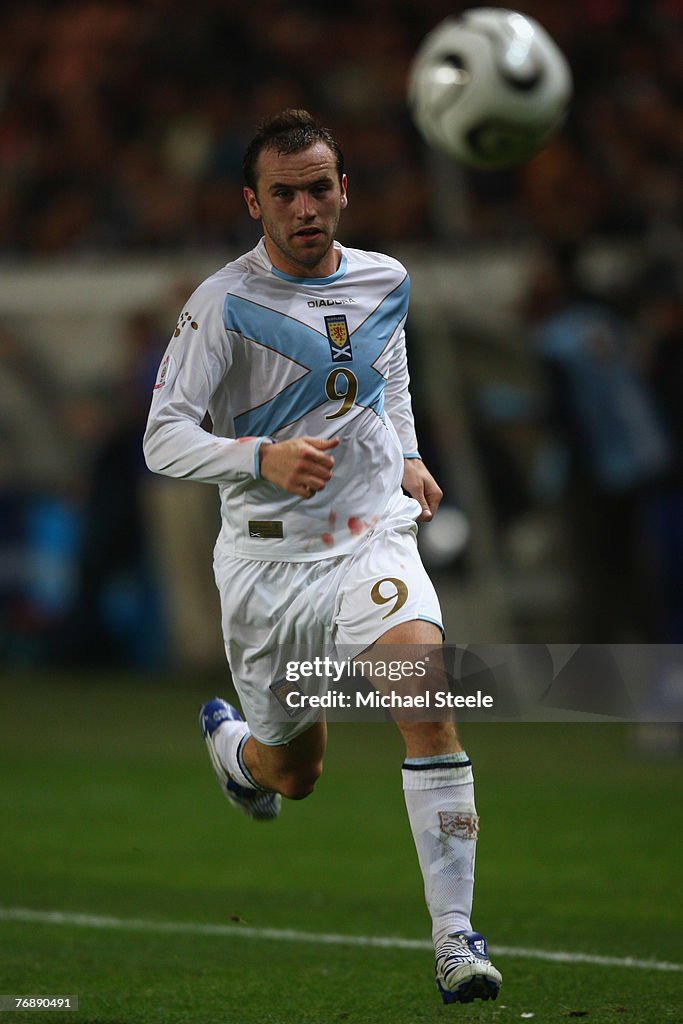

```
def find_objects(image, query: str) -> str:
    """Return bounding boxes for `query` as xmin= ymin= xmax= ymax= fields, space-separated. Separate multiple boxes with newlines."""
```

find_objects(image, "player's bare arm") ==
xmin=402 ymin=458 xmax=442 ymax=521
xmin=259 ymin=436 xmax=339 ymax=498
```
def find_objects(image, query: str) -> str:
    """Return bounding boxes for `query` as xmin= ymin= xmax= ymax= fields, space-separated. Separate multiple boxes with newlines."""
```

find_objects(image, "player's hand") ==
xmin=402 ymin=459 xmax=442 ymax=522
xmin=259 ymin=436 xmax=339 ymax=498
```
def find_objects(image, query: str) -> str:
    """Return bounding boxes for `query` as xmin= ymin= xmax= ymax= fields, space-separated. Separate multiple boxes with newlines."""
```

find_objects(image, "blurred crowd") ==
xmin=1 ymin=0 xmax=682 ymax=671
xmin=0 ymin=0 xmax=681 ymax=253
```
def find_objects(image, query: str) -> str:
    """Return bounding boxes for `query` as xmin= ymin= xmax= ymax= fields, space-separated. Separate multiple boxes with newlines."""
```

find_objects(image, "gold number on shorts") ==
xmin=325 ymin=367 xmax=358 ymax=419
xmin=370 ymin=577 xmax=408 ymax=619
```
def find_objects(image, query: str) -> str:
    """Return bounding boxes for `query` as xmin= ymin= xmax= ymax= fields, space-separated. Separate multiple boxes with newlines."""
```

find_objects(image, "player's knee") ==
xmin=277 ymin=759 xmax=323 ymax=800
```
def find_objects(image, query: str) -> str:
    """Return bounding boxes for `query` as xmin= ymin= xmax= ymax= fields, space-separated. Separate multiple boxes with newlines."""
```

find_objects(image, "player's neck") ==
xmin=263 ymin=237 xmax=341 ymax=280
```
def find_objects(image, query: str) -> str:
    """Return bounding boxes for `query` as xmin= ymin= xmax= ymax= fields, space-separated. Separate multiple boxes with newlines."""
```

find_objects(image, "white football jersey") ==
xmin=143 ymin=238 xmax=422 ymax=560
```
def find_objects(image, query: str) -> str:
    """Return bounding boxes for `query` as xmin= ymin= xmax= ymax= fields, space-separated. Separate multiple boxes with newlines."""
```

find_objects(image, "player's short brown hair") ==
xmin=242 ymin=109 xmax=344 ymax=192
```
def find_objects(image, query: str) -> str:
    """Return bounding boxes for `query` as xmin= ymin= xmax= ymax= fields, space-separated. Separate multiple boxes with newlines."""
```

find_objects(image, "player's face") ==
xmin=243 ymin=142 xmax=348 ymax=279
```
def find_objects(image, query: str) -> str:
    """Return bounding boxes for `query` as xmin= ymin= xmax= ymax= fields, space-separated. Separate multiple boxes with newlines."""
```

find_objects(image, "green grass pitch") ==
xmin=1 ymin=674 xmax=681 ymax=1023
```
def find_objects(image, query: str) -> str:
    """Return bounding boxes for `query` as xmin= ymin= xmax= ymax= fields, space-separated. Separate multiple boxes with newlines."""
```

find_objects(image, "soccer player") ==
xmin=143 ymin=109 xmax=502 ymax=1005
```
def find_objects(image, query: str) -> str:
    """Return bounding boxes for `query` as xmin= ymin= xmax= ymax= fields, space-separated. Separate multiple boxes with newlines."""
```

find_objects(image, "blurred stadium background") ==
xmin=1 ymin=0 xmax=682 ymax=672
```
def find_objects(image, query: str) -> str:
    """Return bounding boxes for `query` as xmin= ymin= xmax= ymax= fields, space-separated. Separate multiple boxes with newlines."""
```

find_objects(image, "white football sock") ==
xmin=213 ymin=719 xmax=261 ymax=790
xmin=402 ymin=751 xmax=478 ymax=948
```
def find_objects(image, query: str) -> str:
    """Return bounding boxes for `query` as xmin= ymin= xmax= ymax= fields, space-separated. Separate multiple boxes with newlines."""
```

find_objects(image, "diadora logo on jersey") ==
xmin=307 ymin=298 xmax=355 ymax=308
xmin=324 ymin=314 xmax=352 ymax=361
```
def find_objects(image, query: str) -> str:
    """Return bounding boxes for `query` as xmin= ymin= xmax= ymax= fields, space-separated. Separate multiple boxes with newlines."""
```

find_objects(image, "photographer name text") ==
xmin=284 ymin=689 xmax=494 ymax=710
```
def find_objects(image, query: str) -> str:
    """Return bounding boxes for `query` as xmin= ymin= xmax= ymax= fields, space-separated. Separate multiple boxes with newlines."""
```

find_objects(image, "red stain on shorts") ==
xmin=321 ymin=532 xmax=334 ymax=546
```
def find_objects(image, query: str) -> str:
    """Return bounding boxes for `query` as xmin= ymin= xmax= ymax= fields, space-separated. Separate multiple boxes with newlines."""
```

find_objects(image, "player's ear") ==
xmin=340 ymin=174 xmax=348 ymax=209
xmin=243 ymin=186 xmax=261 ymax=220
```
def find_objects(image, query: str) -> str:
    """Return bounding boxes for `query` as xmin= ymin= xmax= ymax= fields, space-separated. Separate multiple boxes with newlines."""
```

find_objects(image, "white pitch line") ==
xmin=0 ymin=907 xmax=681 ymax=974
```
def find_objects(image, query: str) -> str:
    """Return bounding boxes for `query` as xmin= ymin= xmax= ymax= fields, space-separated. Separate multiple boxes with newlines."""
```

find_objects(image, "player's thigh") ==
xmin=214 ymin=552 xmax=339 ymax=745
xmin=373 ymin=617 xmax=442 ymax=646
xmin=334 ymin=523 xmax=443 ymax=651
xmin=369 ymin=617 xmax=459 ymax=753
xmin=354 ymin=588 xmax=459 ymax=755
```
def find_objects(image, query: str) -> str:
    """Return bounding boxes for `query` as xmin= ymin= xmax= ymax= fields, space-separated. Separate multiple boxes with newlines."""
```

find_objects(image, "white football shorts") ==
xmin=213 ymin=501 xmax=443 ymax=745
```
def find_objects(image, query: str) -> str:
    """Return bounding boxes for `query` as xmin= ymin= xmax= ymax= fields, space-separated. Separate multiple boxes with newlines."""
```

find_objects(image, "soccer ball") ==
xmin=408 ymin=7 xmax=572 ymax=170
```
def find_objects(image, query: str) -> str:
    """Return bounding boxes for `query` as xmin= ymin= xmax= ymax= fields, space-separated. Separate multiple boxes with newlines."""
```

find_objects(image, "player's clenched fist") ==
xmin=259 ymin=436 xmax=339 ymax=498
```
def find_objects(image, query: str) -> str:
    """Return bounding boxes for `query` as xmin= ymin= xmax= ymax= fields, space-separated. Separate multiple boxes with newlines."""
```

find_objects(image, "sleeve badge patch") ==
xmin=153 ymin=352 xmax=174 ymax=391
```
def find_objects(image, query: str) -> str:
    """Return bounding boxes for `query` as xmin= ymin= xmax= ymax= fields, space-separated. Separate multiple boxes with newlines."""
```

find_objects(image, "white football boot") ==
xmin=435 ymin=931 xmax=502 ymax=1003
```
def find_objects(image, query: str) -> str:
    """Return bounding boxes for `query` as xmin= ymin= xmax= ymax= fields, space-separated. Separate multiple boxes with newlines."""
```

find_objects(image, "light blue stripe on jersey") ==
xmin=225 ymin=275 xmax=409 ymax=437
